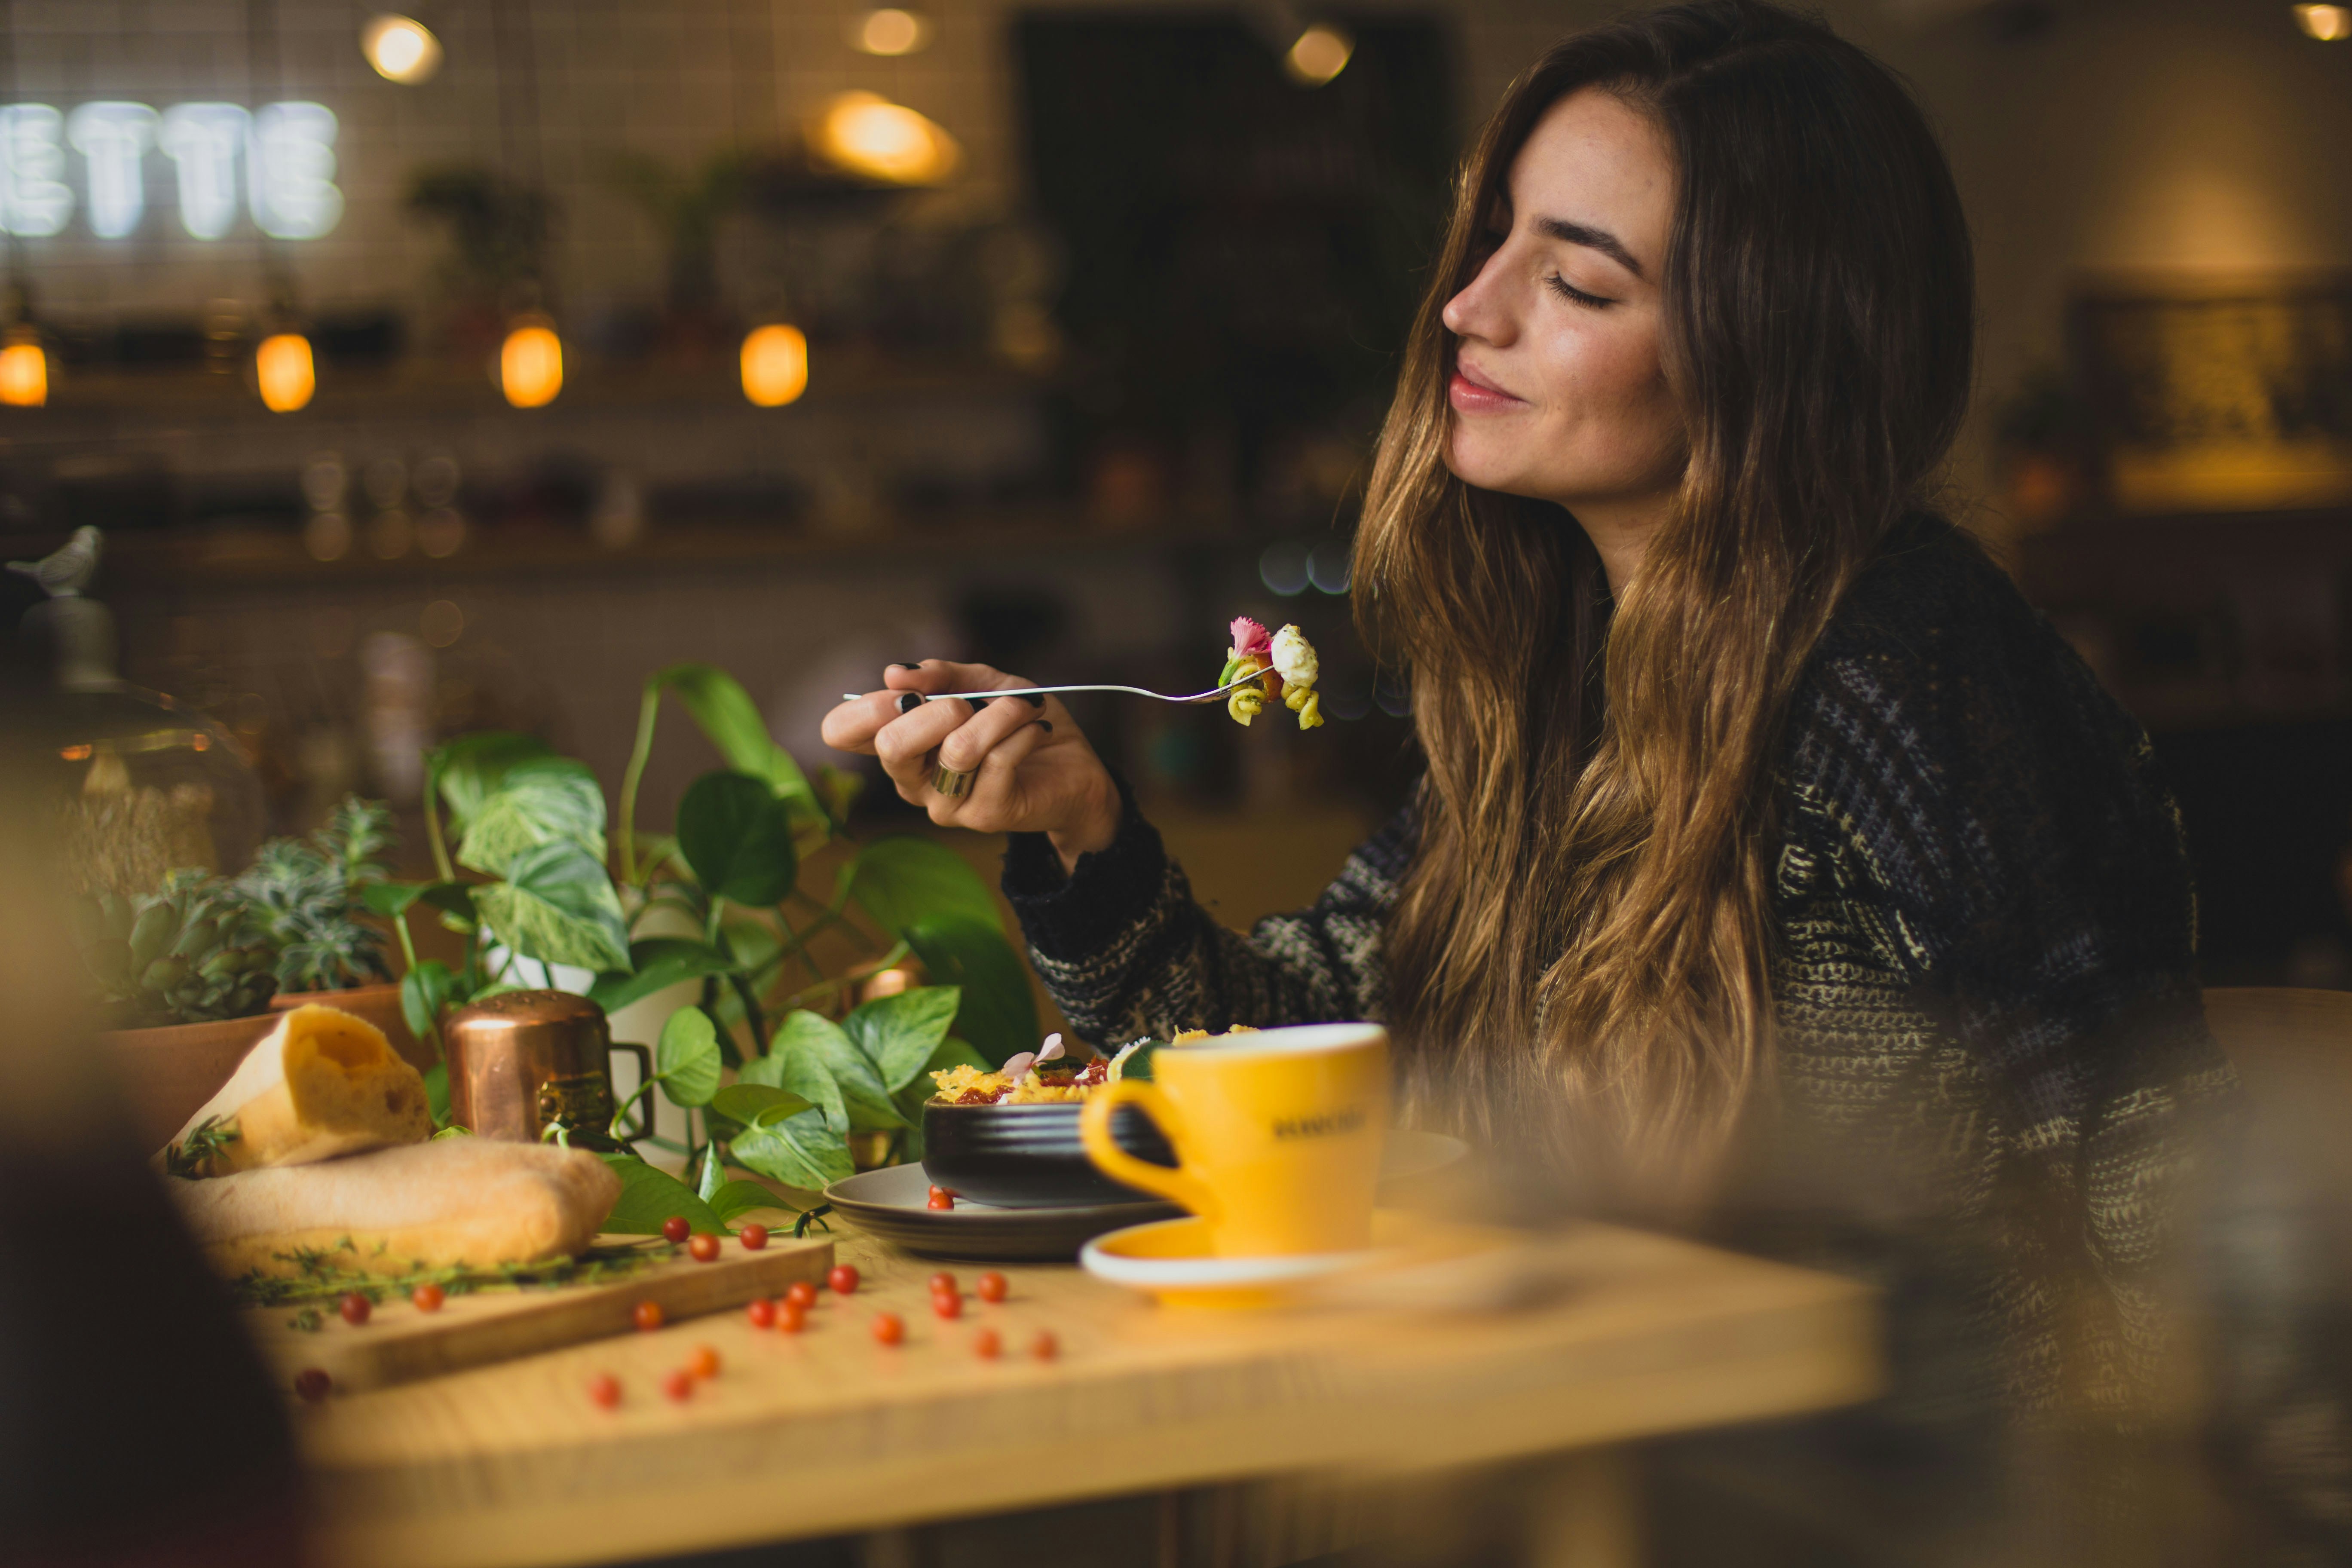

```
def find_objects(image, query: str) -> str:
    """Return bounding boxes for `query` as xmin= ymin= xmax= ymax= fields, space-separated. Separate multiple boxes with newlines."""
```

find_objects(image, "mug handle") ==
xmin=1080 ymin=1080 xmax=1219 ymax=1219
xmin=610 ymin=1043 xmax=657 ymax=1142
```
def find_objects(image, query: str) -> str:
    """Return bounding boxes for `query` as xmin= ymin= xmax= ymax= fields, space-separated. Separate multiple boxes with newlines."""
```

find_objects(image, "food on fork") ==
xmin=1219 ymin=617 xmax=1323 ymax=730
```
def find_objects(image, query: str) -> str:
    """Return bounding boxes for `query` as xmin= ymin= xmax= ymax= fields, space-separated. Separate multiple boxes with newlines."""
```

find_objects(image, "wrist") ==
xmin=1047 ymin=772 xmax=1121 ymax=876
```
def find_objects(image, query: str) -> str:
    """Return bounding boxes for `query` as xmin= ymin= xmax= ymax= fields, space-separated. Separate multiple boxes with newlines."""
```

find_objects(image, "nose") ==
xmin=1440 ymin=245 xmax=1518 ymax=348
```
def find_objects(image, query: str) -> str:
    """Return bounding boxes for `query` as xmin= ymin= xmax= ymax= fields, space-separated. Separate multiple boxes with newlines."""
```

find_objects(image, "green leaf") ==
xmin=768 ymin=1008 xmax=905 ymax=1131
xmin=729 ymin=1108 xmax=853 ymax=1192
xmin=597 ymin=1153 xmax=727 ymax=1236
xmin=696 ymin=1143 xmax=724 ymax=1203
xmin=655 ymin=1005 xmax=722 ymax=1108
xmin=421 ymin=1059 xmax=451 ymax=1125
xmin=847 ymin=836 xmax=1002 ymax=937
xmin=710 ymin=1082 xmax=815 ymax=1127
xmin=903 ymin=914 xmax=1039 ymax=1068
xmin=888 ymin=1036 xmax=991 ymax=1162
xmin=647 ymin=664 xmax=823 ymax=824
xmin=364 ymin=880 xmax=428 ymax=919
xmin=429 ymin=732 xmax=555 ymax=828
xmin=456 ymin=757 xmax=607 ymax=878
xmin=588 ymin=937 xmax=735 ymax=1016
xmin=472 ymin=841 xmax=631 ymax=972
xmin=676 ymin=771 xmax=799 ymax=906
xmin=400 ymin=959 xmax=455 ymax=1043
xmin=739 ymin=1035 xmax=849 ymax=1136
xmin=842 ymin=985 xmax=964 ymax=1092
xmin=706 ymin=1179 xmax=794 ymax=1223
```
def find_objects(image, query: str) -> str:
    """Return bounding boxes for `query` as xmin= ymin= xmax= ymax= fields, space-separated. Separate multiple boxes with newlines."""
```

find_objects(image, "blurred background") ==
xmin=3 ymin=0 xmax=2350 ymax=981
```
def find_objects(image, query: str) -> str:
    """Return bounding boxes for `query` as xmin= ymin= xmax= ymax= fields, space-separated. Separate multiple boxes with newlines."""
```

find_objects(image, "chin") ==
xmin=1441 ymin=433 xmax=1522 ymax=498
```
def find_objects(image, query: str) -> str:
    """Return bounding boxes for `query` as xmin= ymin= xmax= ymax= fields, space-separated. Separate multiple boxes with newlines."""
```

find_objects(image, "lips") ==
xmin=1447 ymin=358 xmax=1525 ymax=414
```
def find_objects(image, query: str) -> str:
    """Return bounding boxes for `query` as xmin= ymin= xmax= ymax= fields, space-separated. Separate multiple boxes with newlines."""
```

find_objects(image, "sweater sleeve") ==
xmin=999 ymin=775 xmax=1414 ymax=1047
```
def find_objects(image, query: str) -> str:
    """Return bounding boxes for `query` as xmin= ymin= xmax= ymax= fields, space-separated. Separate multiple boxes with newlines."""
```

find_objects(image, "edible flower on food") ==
xmin=1216 ymin=616 xmax=1321 ymax=730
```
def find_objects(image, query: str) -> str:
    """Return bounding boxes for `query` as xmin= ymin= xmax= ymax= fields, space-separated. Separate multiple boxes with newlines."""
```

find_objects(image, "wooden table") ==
xmin=298 ymin=1222 xmax=1878 ymax=1568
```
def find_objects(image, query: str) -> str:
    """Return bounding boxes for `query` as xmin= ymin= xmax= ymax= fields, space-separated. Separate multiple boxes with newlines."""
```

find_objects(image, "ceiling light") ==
xmin=810 ymin=92 xmax=960 ymax=185
xmin=361 ymin=15 xmax=444 ymax=84
xmin=850 ymin=8 xmax=933 ymax=56
xmin=2294 ymin=3 xmax=2350 ymax=37
xmin=741 ymin=323 xmax=809 ymax=407
xmin=255 ymin=332 xmax=316 ymax=412
xmin=500 ymin=317 xmax=562 ymax=408
xmin=1284 ymin=24 xmax=1353 ymax=86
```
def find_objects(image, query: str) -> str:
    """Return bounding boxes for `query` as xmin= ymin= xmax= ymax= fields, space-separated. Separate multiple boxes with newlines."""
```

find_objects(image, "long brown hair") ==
xmin=1358 ymin=0 xmax=1973 ymax=1184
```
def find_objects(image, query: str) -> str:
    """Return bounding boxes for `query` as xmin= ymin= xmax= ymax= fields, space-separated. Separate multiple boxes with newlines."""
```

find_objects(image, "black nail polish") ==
xmin=891 ymin=660 xmax=925 ymax=670
xmin=1036 ymin=720 xmax=1054 ymax=733
xmin=969 ymin=695 xmax=992 ymax=710
xmin=1021 ymin=692 xmax=1045 ymax=708
xmin=896 ymin=693 xmax=924 ymax=714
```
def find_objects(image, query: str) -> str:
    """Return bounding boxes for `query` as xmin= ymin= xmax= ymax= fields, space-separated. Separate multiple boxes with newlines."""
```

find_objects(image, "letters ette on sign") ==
xmin=0 ymin=102 xmax=342 ymax=241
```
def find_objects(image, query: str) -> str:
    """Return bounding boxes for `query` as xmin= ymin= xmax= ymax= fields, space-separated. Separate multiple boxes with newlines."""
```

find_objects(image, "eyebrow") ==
xmin=1533 ymin=216 xmax=1645 ymax=279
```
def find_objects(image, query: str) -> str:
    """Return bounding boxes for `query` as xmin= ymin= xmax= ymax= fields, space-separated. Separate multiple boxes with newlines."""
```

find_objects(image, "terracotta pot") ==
xmin=270 ymin=982 xmax=435 ymax=1074
xmin=102 ymin=1012 xmax=282 ymax=1154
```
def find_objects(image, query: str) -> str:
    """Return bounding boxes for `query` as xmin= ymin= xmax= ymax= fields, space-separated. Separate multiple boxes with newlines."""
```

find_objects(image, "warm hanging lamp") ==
xmin=0 ymin=282 xmax=47 ymax=407
xmin=500 ymin=312 xmax=563 ymax=407
xmin=254 ymin=330 xmax=315 ymax=412
xmin=740 ymin=322 xmax=809 ymax=407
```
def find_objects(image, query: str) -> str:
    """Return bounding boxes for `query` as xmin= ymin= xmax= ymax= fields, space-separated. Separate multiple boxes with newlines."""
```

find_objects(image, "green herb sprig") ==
xmin=230 ymin=1240 xmax=673 ymax=1310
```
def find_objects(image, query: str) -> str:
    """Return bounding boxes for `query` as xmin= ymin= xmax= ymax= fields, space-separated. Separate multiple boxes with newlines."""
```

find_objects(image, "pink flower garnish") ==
xmin=998 ymin=1033 xmax=1065 ymax=1082
xmin=1229 ymin=617 xmax=1271 ymax=659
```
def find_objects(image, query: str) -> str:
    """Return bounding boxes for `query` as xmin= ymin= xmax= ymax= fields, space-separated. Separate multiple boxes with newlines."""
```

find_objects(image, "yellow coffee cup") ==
xmin=1080 ymin=1022 xmax=1389 ymax=1257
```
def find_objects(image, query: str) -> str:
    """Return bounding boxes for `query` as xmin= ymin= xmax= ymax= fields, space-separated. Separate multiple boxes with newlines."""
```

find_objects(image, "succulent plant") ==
xmin=80 ymin=869 xmax=280 ymax=1028
xmin=234 ymin=795 xmax=396 ymax=995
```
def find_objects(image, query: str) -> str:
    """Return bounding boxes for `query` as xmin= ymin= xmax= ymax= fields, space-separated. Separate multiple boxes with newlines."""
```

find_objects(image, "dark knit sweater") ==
xmin=1002 ymin=515 xmax=2234 ymax=1421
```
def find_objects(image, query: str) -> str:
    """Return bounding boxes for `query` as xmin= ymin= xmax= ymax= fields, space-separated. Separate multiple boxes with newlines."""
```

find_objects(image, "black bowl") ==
xmin=921 ymin=1099 xmax=1177 ymax=1209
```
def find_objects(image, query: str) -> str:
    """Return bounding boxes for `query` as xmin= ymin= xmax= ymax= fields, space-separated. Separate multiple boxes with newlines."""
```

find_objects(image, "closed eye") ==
xmin=1546 ymin=274 xmax=1614 ymax=310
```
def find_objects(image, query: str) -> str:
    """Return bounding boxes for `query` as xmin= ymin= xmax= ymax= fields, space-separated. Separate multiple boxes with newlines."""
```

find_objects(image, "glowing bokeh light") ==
xmin=2294 ymin=3 xmax=2351 ymax=38
xmin=741 ymin=323 xmax=810 ymax=407
xmin=1284 ymin=24 xmax=1354 ymax=86
xmin=0 ymin=334 xmax=45 ymax=406
xmin=851 ymin=8 xmax=932 ymax=55
xmin=361 ymin=15 xmax=444 ymax=83
xmin=812 ymin=92 xmax=959 ymax=185
xmin=255 ymin=332 xmax=315 ymax=412
xmin=500 ymin=320 xmax=563 ymax=408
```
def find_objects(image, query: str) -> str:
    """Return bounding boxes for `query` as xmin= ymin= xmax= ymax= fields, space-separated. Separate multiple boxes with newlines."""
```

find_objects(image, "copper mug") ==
xmin=443 ymin=989 xmax=653 ymax=1148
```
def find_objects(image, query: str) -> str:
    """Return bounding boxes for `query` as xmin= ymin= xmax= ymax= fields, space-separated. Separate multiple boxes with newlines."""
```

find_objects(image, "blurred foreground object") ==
xmin=0 ymin=655 xmax=308 ymax=1567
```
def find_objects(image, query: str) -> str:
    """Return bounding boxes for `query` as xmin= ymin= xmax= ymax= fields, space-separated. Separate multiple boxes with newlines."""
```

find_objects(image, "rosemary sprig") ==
xmin=231 ymin=1240 xmax=674 ymax=1310
xmin=164 ymin=1116 xmax=240 ymax=1179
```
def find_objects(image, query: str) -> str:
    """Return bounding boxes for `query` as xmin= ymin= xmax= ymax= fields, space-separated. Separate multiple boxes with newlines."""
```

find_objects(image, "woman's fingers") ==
xmin=942 ymin=717 xmax=1053 ymax=830
xmin=935 ymin=689 xmax=1049 ymax=773
xmin=820 ymin=689 xmax=906 ymax=755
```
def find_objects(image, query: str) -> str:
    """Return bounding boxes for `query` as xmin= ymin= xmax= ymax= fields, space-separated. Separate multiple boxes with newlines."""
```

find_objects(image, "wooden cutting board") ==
xmin=245 ymin=1233 xmax=833 ymax=1397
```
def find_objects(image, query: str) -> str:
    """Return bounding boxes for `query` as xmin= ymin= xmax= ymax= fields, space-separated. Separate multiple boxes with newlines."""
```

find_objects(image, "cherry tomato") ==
xmin=687 ymin=1344 xmax=721 ymax=1380
xmin=688 ymin=1233 xmax=721 ymax=1263
xmin=632 ymin=1299 xmax=665 ymax=1332
xmin=973 ymin=1328 xmax=1002 ymax=1360
xmin=746 ymin=1297 xmax=777 ymax=1329
xmin=926 ymin=1190 xmax=955 ymax=1210
xmin=976 ymin=1271 xmax=1009 ymax=1304
xmin=410 ymin=1283 xmax=446 ymax=1313
xmin=1030 ymin=1329 xmax=1059 ymax=1362
xmin=785 ymin=1280 xmax=818 ymax=1309
xmin=338 ymin=1292 xmax=371 ymax=1326
xmin=928 ymin=1271 xmax=957 ymax=1295
xmin=871 ymin=1311 xmax=905 ymax=1345
xmin=779 ymin=1300 xmax=808 ymax=1334
xmin=294 ymin=1368 xmax=331 ymax=1402
xmin=662 ymin=1368 xmax=695 ymax=1403
xmin=661 ymin=1216 xmax=691 ymax=1244
xmin=586 ymin=1373 xmax=621 ymax=1409
xmin=931 ymin=1289 xmax=963 ymax=1320
xmin=828 ymin=1264 xmax=860 ymax=1295
xmin=740 ymin=1223 xmax=769 ymax=1250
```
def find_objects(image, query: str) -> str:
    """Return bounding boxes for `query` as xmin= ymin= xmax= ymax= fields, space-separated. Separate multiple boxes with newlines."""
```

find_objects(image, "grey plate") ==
xmin=823 ymin=1129 xmax=1468 ymax=1263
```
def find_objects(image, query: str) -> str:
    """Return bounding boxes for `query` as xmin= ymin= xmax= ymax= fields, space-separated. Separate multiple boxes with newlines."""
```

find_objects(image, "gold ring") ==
xmin=932 ymin=763 xmax=974 ymax=799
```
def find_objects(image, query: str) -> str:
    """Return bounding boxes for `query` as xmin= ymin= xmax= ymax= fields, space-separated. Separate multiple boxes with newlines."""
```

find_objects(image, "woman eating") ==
xmin=823 ymin=0 xmax=2231 ymax=1472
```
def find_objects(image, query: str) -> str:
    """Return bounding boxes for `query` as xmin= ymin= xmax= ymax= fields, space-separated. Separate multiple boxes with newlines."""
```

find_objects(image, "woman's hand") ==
xmin=820 ymin=660 xmax=1120 ymax=874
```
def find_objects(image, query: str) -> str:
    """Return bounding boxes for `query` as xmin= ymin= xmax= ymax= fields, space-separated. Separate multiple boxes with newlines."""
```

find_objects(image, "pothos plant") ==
xmin=365 ymin=663 xmax=1038 ymax=1235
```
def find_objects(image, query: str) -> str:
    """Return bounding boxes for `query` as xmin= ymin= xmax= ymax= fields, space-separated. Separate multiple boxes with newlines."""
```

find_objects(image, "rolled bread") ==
xmin=164 ymin=1003 xmax=432 ymax=1176
xmin=169 ymin=1137 xmax=622 ymax=1278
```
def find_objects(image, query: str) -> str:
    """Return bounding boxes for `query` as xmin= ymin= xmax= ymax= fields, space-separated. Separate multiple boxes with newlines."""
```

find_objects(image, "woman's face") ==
xmin=1441 ymin=90 xmax=1684 ymax=525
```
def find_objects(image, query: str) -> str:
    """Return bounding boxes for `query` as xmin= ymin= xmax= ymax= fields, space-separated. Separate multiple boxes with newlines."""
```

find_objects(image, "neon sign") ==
xmin=0 ymin=101 xmax=340 ymax=240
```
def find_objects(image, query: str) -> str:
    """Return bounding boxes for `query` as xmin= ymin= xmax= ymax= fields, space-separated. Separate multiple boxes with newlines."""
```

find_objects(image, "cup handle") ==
xmin=1080 ymin=1079 xmax=1219 ymax=1219
xmin=610 ymin=1043 xmax=657 ymax=1142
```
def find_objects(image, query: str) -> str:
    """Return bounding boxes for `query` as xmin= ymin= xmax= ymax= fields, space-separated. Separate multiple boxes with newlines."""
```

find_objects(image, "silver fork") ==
xmin=841 ymin=675 xmax=1264 ymax=706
